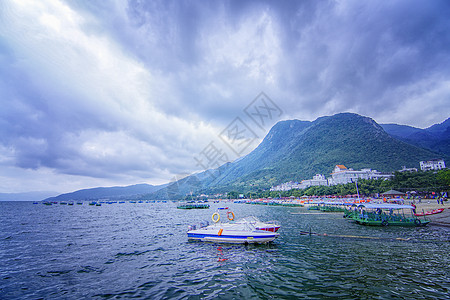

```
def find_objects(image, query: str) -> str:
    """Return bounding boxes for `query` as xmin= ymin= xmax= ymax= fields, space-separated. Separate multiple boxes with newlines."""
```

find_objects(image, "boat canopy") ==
xmin=357 ymin=204 xmax=414 ymax=210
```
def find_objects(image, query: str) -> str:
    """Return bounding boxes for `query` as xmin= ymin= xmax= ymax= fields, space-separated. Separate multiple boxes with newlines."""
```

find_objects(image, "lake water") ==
xmin=1 ymin=201 xmax=449 ymax=299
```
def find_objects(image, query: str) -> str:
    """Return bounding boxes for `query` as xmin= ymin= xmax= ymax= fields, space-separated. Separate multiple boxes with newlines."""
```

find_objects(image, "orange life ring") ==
xmin=227 ymin=211 xmax=235 ymax=221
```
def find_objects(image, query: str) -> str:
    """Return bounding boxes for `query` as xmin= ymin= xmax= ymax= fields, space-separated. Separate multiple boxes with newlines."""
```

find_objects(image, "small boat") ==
xmin=414 ymin=208 xmax=445 ymax=216
xmin=187 ymin=211 xmax=279 ymax=244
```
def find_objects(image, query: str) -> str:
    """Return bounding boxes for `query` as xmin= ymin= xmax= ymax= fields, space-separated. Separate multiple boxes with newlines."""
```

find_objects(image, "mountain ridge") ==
xmin=381 ymin=117 xmax=450 ymax=156
xmin=43 ymin=113 xmax=449 ymax=200
xmin=144 ymin=113 xmax=446 ymax=198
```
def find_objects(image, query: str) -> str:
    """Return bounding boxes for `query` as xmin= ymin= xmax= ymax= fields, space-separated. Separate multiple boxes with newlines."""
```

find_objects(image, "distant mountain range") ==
xmin=39 ymin=113 xmax=449 ymax=201
xmin=381 ymin=118 xmax=450 ymax=156
xmin=44 ymin=183 xmax=166 ymax=202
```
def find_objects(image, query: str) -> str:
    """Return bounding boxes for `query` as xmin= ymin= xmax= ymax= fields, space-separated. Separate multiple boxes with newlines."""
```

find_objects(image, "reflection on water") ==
xmin=0 ymin=201 xmax=449 ymax=299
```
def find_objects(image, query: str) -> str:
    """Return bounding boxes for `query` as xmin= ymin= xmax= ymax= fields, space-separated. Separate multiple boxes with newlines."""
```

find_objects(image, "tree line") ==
xmin=234 ymin=169 xmax=450 ymax=199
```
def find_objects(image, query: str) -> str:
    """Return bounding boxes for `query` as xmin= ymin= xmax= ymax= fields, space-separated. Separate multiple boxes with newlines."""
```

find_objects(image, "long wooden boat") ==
xmin=414 ymin=208 xmax=445 ymax=216
xmin=345 ymin=204 xmax=430 ymax=227
xmin=177 ymin=203 xmax=210 ymax=209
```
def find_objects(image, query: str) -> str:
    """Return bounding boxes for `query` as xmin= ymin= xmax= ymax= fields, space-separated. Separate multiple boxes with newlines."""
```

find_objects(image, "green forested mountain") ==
xmin=144 ymin=113 xmax=444 ymax=198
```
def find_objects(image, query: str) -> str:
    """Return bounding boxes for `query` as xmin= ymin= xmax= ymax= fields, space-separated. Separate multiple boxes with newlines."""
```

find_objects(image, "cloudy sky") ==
xmin=1 ymin=0 xmax=449 ymax=194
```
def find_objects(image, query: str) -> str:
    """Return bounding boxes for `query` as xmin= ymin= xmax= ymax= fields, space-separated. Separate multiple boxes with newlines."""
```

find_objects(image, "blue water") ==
xmin=1 ymin=201 xmax=449 ymax=299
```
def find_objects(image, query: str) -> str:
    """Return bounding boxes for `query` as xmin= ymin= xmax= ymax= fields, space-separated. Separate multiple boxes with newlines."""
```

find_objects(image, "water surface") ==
xmin=1 ymin=201 xmax=449 ymax=299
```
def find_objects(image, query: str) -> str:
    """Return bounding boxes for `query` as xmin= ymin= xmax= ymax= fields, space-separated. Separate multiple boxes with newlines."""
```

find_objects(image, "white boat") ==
xmin=187 ymin=212 xmax=280 ymax=244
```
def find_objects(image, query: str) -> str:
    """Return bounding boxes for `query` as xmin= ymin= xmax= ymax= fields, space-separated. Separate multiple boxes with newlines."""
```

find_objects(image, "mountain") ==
xmin=144 ymin=113 xmax=444 ymax=198
xmin=45 ymin=183 xmax=166 ymax=202
xmin=0 ymin=191 xmax=58 ymax=201
xmin=53 ymin=113 xmax=446 ymax=200
xmin=209 ymin=113 xmax=441 ymax=191
xmin=381 ymin=118 xmax=450 ymax=156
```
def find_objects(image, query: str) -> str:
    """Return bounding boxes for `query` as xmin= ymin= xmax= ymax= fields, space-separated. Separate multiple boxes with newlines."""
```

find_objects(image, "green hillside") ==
xmin=143 ymin=113 xmax=446 ymax=199
xmin=203 ymin=113 xmax=443 ymax=193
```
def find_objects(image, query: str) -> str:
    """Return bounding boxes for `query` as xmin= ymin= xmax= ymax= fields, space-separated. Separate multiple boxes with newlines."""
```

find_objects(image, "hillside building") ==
xmin=398 ymin=166 xmax=418 ymax=172
xmin=270 ymin=181 xmax=302 ymax=191
xmin=328 ymin=165 xmax=392 ymax=185
xmin=420 ymin=159 xmax=446 ymax=171
xmin=298 ymin=174 xmax=328 ymax=189
xmin=271 ymin=174 xmax=329 ymax=191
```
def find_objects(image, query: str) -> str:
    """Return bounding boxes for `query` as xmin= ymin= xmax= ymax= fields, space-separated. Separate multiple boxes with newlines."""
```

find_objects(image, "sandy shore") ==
xmin=410 ymin=200 xmax=450 ymax=227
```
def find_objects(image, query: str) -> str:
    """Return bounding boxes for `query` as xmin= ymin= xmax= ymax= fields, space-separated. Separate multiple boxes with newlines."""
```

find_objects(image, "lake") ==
xmin=1 ymin=201 xmax=449 ymax=299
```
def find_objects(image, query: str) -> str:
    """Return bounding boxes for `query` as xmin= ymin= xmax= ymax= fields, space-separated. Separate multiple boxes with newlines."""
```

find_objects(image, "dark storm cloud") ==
xmin=274 ymin=0 xmax=450 ymax=122
xmin=0 ymin=0 xmax=449 ymax=193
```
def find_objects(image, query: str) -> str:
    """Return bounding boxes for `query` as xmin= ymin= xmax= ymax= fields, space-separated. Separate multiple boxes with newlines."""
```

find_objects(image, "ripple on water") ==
xmin=0 ymin=202 xmax=449 ymax=299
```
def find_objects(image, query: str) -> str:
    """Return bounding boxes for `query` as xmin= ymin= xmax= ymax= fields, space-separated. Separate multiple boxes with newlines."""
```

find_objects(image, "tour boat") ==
xmin=187 ymin=211 xmax=280 ymax=244
xmin=346 ymin=204 xmax=430 ymax=227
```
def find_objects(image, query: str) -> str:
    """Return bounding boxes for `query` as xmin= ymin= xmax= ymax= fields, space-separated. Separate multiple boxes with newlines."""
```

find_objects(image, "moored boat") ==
xmin=177 ymin=202 xmax=210 ymax=209
xmin=187 ymin=211 xmax=279 ymax=244
xmin=347 ymin=204 xmax=430 ymax=227
xmin=414 ymin=208 xmax=445 ymax=216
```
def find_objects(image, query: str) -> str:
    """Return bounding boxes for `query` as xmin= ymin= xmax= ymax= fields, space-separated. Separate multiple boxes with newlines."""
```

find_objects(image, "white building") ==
xmin=299 ymin=174 xmax=328 ymax=189
xmin=328 ymin=165 xmax=392 ymax=185
xmin=270 ymin=181 xmax=302 ymax=191
xmin=420 ymin=159 xmax=446 ymax=171
xmin=398 ymin=166 xmax=418 ymax=172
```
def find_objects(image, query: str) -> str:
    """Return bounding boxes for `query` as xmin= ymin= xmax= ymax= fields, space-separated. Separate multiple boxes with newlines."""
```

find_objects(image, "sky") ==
xmin=1 ymin=0 xmax=449 ymax=194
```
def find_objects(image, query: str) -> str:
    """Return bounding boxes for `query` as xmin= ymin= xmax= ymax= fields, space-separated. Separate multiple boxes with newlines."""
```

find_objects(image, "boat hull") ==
xmin=354 ymin=218 xmax=430 ymax=227
xmin=414 ymin=208 xmax=445 ymax=216
xmin=187 ymin=229 xmax=279 ymax=244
